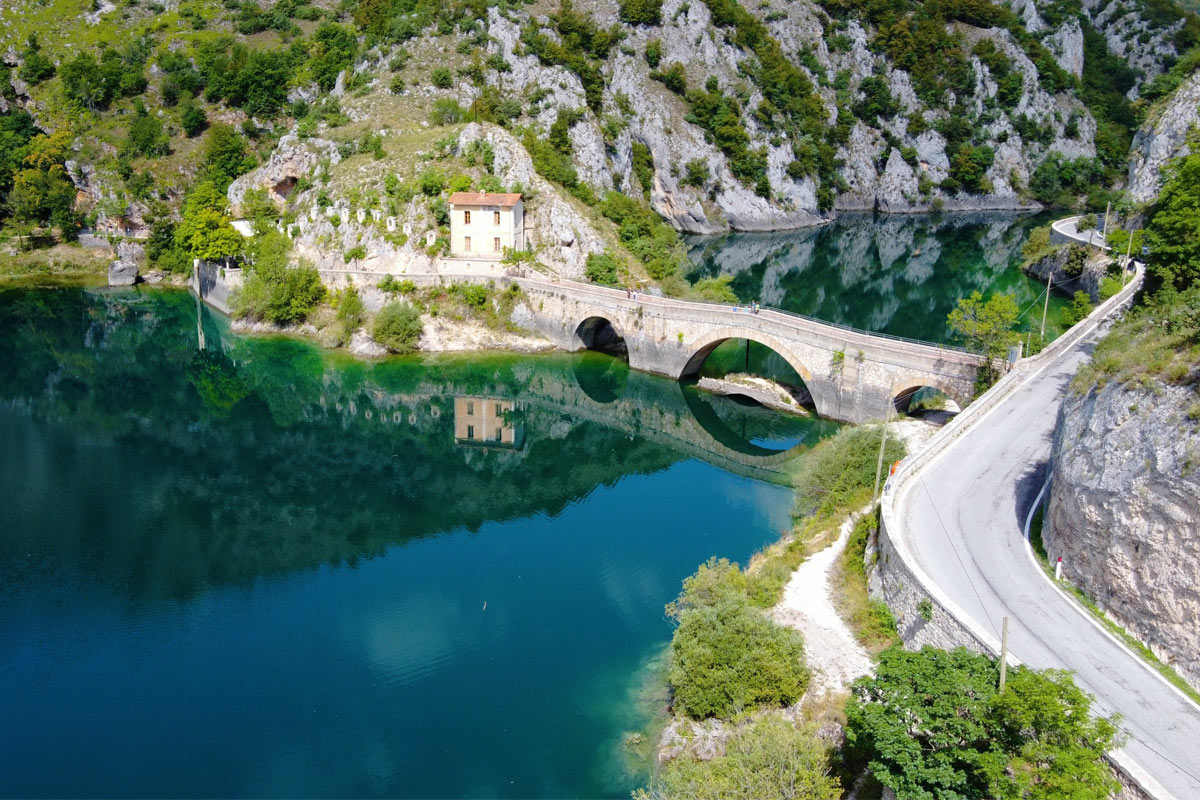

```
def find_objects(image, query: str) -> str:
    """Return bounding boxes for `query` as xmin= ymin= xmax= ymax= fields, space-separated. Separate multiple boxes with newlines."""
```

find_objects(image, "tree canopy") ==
xmin=1145 ymin=134 xmax=1200 ymax=293
xmin=846 ymin=647 xmax=1121 ymax=800
xmin=948 ymin=290 xmax=1019 ymax=383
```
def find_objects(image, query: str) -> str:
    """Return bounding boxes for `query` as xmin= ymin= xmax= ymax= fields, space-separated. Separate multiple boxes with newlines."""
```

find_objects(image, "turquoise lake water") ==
xmin=0 ymin=213 xmax=1059 ymax=797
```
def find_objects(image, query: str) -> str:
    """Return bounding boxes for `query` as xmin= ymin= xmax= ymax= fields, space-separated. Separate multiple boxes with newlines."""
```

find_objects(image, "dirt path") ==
xmin=772 ymin=508 xmax=875 ymax=694
xmin=772 ymin=418 xmax=945 ymax=694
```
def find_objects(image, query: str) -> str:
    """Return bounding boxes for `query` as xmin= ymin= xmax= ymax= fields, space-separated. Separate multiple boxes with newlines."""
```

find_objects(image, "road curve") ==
xmin=895 ymin=325 xmax=1200 ymax=799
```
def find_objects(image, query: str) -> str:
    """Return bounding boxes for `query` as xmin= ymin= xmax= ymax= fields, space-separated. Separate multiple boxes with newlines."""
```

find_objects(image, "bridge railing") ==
xmin=509 ymin=272 xmax=979 ymax=360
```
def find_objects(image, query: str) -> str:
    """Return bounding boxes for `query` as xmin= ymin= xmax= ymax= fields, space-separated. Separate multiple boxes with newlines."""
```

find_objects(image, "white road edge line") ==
xmin=1020 ymin=477 xmax=1200 ymax=713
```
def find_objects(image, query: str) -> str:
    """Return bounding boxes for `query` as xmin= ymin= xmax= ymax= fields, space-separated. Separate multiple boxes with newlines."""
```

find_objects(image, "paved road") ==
xmin=896 ymin=326 xmax=1200 ymax=799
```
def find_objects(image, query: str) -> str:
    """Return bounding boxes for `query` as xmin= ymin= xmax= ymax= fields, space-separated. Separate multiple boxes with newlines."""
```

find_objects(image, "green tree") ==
xmin=176 ymin=207 xmax=243 ymax=260
xmin=948 ymin=290 xmax=1019 ymax=383
xmin=179 ymin=95 xmax=208 ymax=137
xmin=585 ymin=251 xmax=620 ymax=286
xmin=1145 ymin=139 xmax=1200 ymax=291
xmin=234 ymin=231 xmax=325 ymax=324
xmin=308 ymin=23 xmax=357 ymax=92
xmin=127 ymin=106 xmax=170 ymax=158
xmin=6 ymin=130 xmax=77 ymax=230
xmin=18 ymin=35 xmax=56 ymax=84
xmin=203 ymin=123 xmax=255 ymax=189
xmin=846 ymin=647 xmax=1120 ymax=800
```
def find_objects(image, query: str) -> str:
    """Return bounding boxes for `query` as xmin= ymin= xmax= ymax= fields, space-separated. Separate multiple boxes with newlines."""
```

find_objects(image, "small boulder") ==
xmin=108 ymin=259 xmax=139 ymax=286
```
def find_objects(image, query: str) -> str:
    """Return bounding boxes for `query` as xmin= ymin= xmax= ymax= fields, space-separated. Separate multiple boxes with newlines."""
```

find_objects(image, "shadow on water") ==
xmin=0 ymin=288 xmax=828 ymax=603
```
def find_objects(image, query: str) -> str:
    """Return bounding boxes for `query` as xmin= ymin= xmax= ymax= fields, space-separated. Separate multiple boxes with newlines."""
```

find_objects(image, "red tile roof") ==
xmin=447 ymin=192 xmax=523 ymax=207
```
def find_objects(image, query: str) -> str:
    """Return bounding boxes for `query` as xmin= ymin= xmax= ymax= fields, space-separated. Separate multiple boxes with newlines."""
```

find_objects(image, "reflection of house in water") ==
xmin=454 ymin=397 xmax=524 ymax=449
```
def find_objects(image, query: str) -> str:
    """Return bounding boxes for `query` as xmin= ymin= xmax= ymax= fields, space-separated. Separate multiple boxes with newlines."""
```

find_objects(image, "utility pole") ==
xmin=873 ymin=399 xmax=893 ymax=503
xmin=1101 ymin=201 xmax=1111 ymax=252
xmin=1124 ymin=228 xmax=1135 ymax=286
xmin=1039 ymin=270 xmax=1052 ymax=339
xmin=999 ymin=616 xmax=1010 ymax=692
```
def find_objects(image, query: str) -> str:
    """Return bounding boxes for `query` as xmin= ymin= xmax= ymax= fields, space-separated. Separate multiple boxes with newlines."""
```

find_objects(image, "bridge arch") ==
xmin=680 ymin=327 xmax=828 ymax=416
xmin=890 ymin=377 xmax=967 ymax=415
xmin=574 ymin=313 xmax=628 ymax=358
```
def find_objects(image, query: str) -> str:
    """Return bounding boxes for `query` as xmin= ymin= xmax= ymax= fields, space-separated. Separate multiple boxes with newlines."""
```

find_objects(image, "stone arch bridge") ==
xmin=512 ymin=276 xmax=986 ymax=423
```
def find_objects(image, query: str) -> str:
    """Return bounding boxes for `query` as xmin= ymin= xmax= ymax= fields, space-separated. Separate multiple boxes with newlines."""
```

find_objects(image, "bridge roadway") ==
xmin=884 ymin=265 xmax=1200 ymax=799
xmin=310 ymin=265 xmax=989 ymax=424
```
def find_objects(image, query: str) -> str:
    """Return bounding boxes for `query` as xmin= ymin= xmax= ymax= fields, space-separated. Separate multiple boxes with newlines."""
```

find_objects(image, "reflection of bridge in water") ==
xmin=196 ymin=301 xmax=823 ymax=485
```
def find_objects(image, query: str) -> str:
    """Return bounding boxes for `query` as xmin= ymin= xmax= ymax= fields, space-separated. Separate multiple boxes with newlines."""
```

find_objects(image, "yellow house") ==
xmin=448 ymin=192 xmax=524 ymax=258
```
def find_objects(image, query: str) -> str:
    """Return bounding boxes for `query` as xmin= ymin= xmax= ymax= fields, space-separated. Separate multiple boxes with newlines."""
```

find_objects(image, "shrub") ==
xmin=644 ymin=38 xmax=663 ymax=68
xmin=179 ymin=96 xmax=208 ymax=137
xmin=619 ymin=0 xmax=662 ymax=24
xmin=683 ymin=158 xmax=708 ymax=188
xmin=650 ymin=62 xmax=687 ymax=94
xmin=692 ymin=274 xmax=738 ymax=302
xmin=631 ymin=142 xmax=655 ymax=199
xmin=1077 ymin=213 xmax=1097 ymax=232
xmin=235 ymin=235 xmax=326 ymax=325
xmin=430 ymin=99 xmax=466 ymax=125
xmin=431 ymin=67 xmax=453 ymax=88
xmin=585 ymin=251 xmax=620 ymax=286
xmin=792 ymin=426 xmax=905 ymax=527
xmin=373 ymin=301 xmax=423 ymax=353
xmin=1062 ymin=290 xmax=1094 ymax=325
xmin=668 ymin=590 xmax=808 ymax=719
xmin=647 ymin=714 xmax=841 ymax=799
xmin=334 ymin=285 xmax=364 ymax=331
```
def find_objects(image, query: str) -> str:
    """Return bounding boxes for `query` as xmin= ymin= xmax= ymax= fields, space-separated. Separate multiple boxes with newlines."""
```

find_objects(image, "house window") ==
xmin=494 ymin=428 xmax=503 ymax=442
xmin=464 ymin=236 xmax=471 ymax=251
xmin=467 ymin=424 xmax=475 ymax=440
xmin=467 ymin=400 xmax=474 ymax=415
xmin=495 ymin=404 xmax=503 ymax=418
xmin=493 ymin=237 xmax=501 ymax=252
xmin=493 ymin=211 xmax=500 ymax=225
xmin=464 ymin=210 xmax=471 ymax=224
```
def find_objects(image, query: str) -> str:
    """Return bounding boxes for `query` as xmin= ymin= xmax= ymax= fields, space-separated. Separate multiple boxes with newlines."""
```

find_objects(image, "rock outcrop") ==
xmin=1127 ymin=71 xmax=1200 ymax=204
xmin=107 ymin=241 xmax=144 ymax=286
xmin=1045 ymin=380 xmax=1200 ymax=687
xmin=1023 ymin=243 xmax=1109 ymax=302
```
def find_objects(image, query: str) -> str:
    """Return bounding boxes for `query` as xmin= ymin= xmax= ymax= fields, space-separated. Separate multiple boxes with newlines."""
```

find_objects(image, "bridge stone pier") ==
xmin=512 ymin=277 xmax=986 ymax=424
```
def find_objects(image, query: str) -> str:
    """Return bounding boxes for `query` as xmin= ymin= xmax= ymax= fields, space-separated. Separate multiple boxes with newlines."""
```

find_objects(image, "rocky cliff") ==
xmin=1127 ymin=70 xmax=1200 ymax=203
xmin=1045 ymin=379 xmax=1200 ymax=687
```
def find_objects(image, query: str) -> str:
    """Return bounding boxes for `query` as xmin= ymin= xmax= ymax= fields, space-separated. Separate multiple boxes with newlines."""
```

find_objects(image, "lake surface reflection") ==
xmin=0 ymin=288 xmax=829 ymax=798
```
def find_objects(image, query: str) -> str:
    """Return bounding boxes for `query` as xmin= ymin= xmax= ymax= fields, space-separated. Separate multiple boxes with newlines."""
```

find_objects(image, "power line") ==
xmin=917 ymin=474 xmax=1001 ymax=640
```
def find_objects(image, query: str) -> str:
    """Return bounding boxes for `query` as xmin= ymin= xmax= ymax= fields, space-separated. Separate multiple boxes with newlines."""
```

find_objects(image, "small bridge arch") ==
xmin=890 ymin=377 xmax=969 ymax=415
xmin=574 ymin=313 xmax=628 ymax=357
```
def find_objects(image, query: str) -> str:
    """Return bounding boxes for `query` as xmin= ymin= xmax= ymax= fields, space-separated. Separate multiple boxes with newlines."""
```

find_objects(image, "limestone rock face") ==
xmin=1045 ymin=381 xmax=1200 ymax=687
xmin=227 ymin=134 xmax=342 ymax=214
xmin=1127 ymin=71 xmax=1200 ymax=203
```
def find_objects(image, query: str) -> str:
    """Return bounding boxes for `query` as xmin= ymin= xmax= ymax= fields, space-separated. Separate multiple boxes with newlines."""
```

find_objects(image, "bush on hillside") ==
xmin=668 ymin=590 xmax=809 ymax=718
xmin=373 ymin=301 xmax=423 ymax=353
xmin=791 ymin=426 xmax=906 ymax=527
xmin=644 ymin=714 xmax=840 ymax=800
xmin=585 ymin=252 xmax=620 ymax=286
